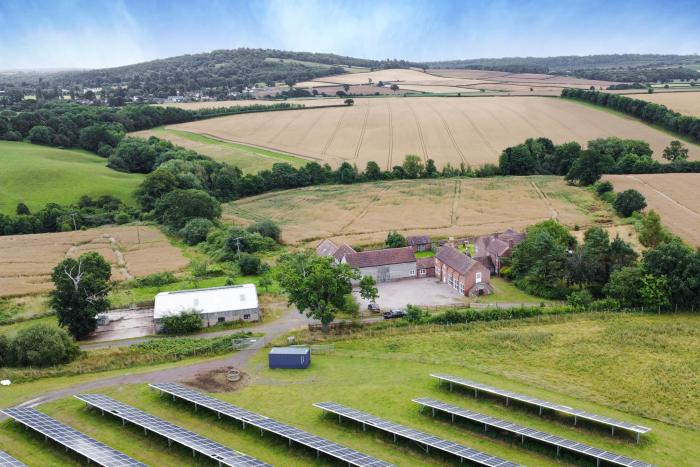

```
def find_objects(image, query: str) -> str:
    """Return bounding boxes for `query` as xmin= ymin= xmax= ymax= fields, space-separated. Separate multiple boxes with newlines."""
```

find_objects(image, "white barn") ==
xmin=153 ymin=284 xmax=260 ymax=331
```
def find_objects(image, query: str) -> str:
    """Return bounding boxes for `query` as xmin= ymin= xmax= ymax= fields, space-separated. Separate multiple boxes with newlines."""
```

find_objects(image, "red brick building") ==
xmin=407 ymin=235 xmax=432 ymax=252
xmin=435 ymin=245 xmax=491 ymax=296
xmin=416 ymin=257 xmax=436 ymax=277
xmin=473 ymin=229 xmax=525 ymax=275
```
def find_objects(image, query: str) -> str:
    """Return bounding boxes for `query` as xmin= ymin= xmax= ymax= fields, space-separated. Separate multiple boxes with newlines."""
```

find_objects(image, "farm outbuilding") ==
xmin=407 ymin=235 xmax=432 ymax=252
xmin=268 ymin=347 xmax=311 ymax=369
xmin=343 ymin=247 xmax=417 ymax=283
xmin=153 ymin=284 xmax=260 ymax=331
xmin=435 ymin=245 xmax=492 ymax=296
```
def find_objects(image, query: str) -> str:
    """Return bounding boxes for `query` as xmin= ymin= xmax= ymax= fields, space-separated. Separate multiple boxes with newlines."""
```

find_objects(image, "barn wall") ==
xmin=356 ymin=261 xmax=416 ymax=283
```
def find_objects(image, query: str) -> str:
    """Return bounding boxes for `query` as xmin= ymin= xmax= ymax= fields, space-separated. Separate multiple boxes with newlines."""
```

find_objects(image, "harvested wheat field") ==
xmin=168 ymin=96 xmax=700 ymax=169
xmin=632 ymin=90 xmax=700 ymax=118
xmin=154 ymin=98 xmax=338 ymax=110
xmin=604 ymin=173 xmax=700 ymax=246
xmin=225 ymin=176 xmax=604 ymax=245
xmin=0 ymin=226 xmax=188 ymax=297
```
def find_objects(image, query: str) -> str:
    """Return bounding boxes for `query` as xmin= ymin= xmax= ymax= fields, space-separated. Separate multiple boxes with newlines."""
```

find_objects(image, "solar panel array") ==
xmin=414 ymin=398 xmax=652 ymax=467
xmin=0 ymin=450 xmax=25 ymax=467
xmin=0 ymin=407 xmax=144 ymax=467
xmin=74 ymin=394 xmax=269 ymax=467
xmin=313 ymin=402 xmax=519 ymax=467
xmin=150 ymin=383 xmax=392 ymax=467
xmin=431 ymin=373 xmax=651 ymax=440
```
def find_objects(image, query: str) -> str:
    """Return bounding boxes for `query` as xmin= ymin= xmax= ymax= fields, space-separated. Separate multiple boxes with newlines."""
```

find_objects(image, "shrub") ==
xmin=159 ymin=310 xmax=202 ymax=335
xmin=386 ymin=231 xmax=407 ymax=248
xmin=134 ymin=271 xmax=177 ymax=287
xmin=342 ymin=294 xmax=360 ymax=315
xmin=405 ymin=304 xmax=427 ymax=324
xmin=28 ymin=125 xmax=53 ymax=145
xmin=246 ymin=220 xmax=281 ymax=242
xmin=0 ymin=334 xmax=10 ymax=367
xmin=114 ymin=211 xmax=131 ymax=225
xmin=9 ymin=324 xmax=80 ymax=367
xmin=567 ymin=289 xmax=593 ymax=308
xmin=595 ymin=181 xmax=614 ymax=195
xmin=238 ymin=253 xmax=262 ymax=275
xmin=613 ymin=189 xmax=647 ymax=217
xmin=179 ymin=217 xmax=214 ymax=245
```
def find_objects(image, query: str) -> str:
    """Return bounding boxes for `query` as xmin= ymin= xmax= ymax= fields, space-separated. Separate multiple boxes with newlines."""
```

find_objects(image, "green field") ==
xmin=0 ymin=141 xmax=144 ymax=214
xmin=135 ymin=127 xmax=307 ymax=173
xmin=1 ymin=312 xmax=696 ymax=466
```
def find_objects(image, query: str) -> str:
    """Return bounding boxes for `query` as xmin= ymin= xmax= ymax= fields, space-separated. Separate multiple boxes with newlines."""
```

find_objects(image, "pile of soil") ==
xmin=181 ymin=366 xmax=249 ymax=393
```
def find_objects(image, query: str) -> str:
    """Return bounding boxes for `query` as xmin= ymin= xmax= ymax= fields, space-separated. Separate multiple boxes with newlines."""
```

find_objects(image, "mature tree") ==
xmin=238 ymin=253 xmax=262 ymax=275
xmin=359 ymin=275 xmax=379 ymax=302
xmin=154 ymin=189 xmax=221 ymax=229
xmin=78 ymin=123 xmax=123 ymax=152
xmin=499 ymin=144 xmax=538 ymax=175
xmin=604 ymin=266 xmax=644 ymax=308
xmin=258 ymin=274 xmax=273 ymax=292
xmin=642 ymin=239 xmax=700 ymax=309
xmin=179 ymin=217 xmax=213 ymax=245
xmin=594 ymin=181 xmax=614 ymax=196
xmin=136 ymin=167 xmax=179 ymax=211
xmin=565 ymin=150 xmax=613 ymax=186
xmin=9 ymin=324 xmax=80 ymax=367
xmin=386 ymin=230 xmax=407 ymax=248
xmin=613 ymin=189 xmax=647 ymax=217
xmin=662 ymin=140 xmax=689 ymax=162
xmin=246 ymin=219 xmax=281 ymax=242
xmin=107 ymin=137 xmax=158 ymax=173
xmin=424 ymin=159 xmax=438 ymax=178
xmin=15 ymin=202 xmax=30 ymax=216
xmin=343 ymin=84 xmax=350 ymax=93
xmin=390 ymin=84 xmax=400 ymax=92
xmin=28 ymin=125 xmax=53 ymax=145
xmin=51 ymin=252 xmax=111 ymax=339
xmin=364 ymin=160 xmax=382 ymax=181
xmin=344 ymin=98 xmax=354 ymax=106
xmin=402 ymin=154 xmax=424 ymax=179
xmin=640 ymin=274 xmax=670 ymax=310
xmin=276 ymin=252 xmax=359 ymax=329
xmin=336 ymin=162 xmax=358 ymax=184
xmin=545 ymin=141 xmax=582 ymax=175
xmin=639 ymin=210 xmax=668 ymax=247
xmin=608 ymin=235 xmax=638 ymax=271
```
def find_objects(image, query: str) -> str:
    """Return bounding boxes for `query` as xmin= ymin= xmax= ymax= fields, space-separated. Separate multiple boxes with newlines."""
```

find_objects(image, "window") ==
xmin=419 ymin=268 xmax=427 ymax=276
xmin=217 ymin=317 xmax=225 ymax=323
xmin=243 ymin=314 xmax=250 ymax=320
xmin=476 ymin=272 xmax=482 ymax=283
xmin=459 ymin=282 xmax=464 ymax=294
xmin=409 ymin=269 xmax=416 ymax=276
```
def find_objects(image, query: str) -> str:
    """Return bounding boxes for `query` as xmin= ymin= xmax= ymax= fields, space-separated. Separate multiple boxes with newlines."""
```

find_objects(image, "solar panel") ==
xmin=0 ymin=451 xmax=25 ymax=467
xmin=150 ymin=382 xmax=392 ymax=467
xmin=0 ymin=407 xmax=144 ymax=467
xmin=313 ymin=401 xmax=519 ymax=467
xmin=74 ymin=394 xmax=269 ymax=467
xmin=431 ymin=374 xmax=651 ymax=442
xmin=414 ymin=398 xmax=652 ymax=467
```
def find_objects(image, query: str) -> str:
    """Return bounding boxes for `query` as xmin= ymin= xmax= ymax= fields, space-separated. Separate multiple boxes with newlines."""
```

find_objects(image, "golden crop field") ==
xmin=295 ymin=67 xmax=618 ymax=95
xmin=631 ymin=90 xmax=700 ymax=117
xmin=0 ymin=226 xmax=189 ymax=297
xmin=155 ymin=98 xmax=339 ymax=110
xmin=604 ymin=173 xmax=700 ymax=246
xmin=225 ymin=176 xmax=603 ymax=245
xmin=167 ymin=96 xmax=700 ymax=169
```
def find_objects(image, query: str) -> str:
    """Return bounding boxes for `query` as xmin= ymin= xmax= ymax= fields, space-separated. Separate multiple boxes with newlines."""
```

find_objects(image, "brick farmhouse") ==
xmin=435 ymin=245 xmax=492 ymax=296
xmin=473 ymin=228 xmax=525 ymax=274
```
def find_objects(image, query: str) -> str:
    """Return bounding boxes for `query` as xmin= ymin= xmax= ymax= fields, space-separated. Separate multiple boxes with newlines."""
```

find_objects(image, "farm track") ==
xmin=407 ymin=100 xmax=429 ymax=162
xmin=266 ymin=111 xmax=298 ymax=144
xmin=531 ymin=180 xmax=558 ymax=221
xmin=107 ymin=235 xmax=133 ymax=281
xmin=494 ymin=100 xmax=545 ymax=137
xmin=628 ymin=175 xmax=700 ymax=218
xmin=450 ymin=180 xmax=461 ymax=225
xmin=448 ymin=101 xmax=500 ymax=159
xmin=386 ymin=101 xmax=395 ymax=169
xmin=321 ymin=105 xmax=349 ymax=155
xmin=337 ymin=185 xmax=392 ymax=233
xmin=297 ymin=107 xmax=329 ymax=147
xmin=353 ymin=100 xmax=371 ymax=161
xmin=431 ymin=102 xmax=467 ymax=165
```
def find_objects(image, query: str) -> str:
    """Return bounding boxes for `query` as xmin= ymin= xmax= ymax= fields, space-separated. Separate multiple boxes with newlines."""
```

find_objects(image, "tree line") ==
xmin=498 ymin=136 xmax=698 ymax=186
xmin=561 ymin=88 xmax=700 ymax=143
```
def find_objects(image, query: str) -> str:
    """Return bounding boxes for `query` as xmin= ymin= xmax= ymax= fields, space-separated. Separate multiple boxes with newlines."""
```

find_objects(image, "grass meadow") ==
xmin=0 ymin=141 xmax=143 ymax=214
xmin=1 ymin=312 xmax=697 ymax=466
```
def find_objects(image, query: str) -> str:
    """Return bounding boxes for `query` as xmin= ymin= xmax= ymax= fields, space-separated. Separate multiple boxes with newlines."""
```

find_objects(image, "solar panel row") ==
xmin=314 ymin=401 xmax=519 ymax=467
xmin=0 ymin=407 xmax=145 ymax=467
xmin=0 ymin=450 xmax=25 ymax=467
xmin=74 ymin=394 xmax=269 ymax=467
xmin=150 ymin=383 xmax=392 ymax=467
xmin=414 ymin=398 xmax=652 ymax=467
xmin=431 ymin=373 xmax=651 ymax=442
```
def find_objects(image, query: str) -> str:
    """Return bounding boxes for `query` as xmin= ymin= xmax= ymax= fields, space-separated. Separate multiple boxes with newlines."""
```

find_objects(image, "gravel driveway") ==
xmin=354 ymin=278 xmax=467 ymax=312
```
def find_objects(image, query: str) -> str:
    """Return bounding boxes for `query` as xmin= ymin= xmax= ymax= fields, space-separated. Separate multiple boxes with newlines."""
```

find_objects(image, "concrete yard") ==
xmin=353 ymin=277 xmax=467 ymax=312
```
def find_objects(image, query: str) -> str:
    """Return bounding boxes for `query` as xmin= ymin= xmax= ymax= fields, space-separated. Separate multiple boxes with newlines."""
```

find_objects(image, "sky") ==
xmin=1 ymin=0 xmax=699 ymax=70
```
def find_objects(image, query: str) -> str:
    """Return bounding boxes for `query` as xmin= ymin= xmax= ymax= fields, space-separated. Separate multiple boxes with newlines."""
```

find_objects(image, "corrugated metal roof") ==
xmin=154 ymin=284 xmax=258 ymax=319
xmin=269 ymin=347 xmax=310 ymax=355
xmin=344 ymin=247 xmax=416 ymax=268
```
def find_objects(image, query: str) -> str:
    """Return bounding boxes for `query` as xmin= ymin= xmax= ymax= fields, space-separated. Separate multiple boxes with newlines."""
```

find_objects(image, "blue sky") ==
xmin=1 ymin=0 xmax=699 ymax=69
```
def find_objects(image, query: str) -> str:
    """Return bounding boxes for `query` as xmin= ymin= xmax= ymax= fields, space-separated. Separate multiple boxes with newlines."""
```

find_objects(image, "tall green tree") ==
xmin=276 ymin=252 xmax=359 ymax=329
xmin=402 ymin=154 xmax=424 ymax=178
xmin=662 ymin=140 xmax=689 ymax=162
xmin=386 ymin=231 xmax=407 ymax=248
xmin=639 ymin=210 xmax=668 ymax=247
xmin=359 ymin=275 xmax=379 ymax=302
xmin=50 ymin=252 xmax=111 ymax=339
xmin=613 ymin=189 xmax=647 ymax=217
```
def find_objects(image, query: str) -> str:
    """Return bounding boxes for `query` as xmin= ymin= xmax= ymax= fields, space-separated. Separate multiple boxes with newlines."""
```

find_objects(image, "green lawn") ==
xmin=0 ymin=141 xmax=144 ymax=214
xmin=474 ymin=277 xmax=557 ymax=305
xmin=144 ymin=127 xmax=307 ymax=173
xmin=1 ymin=313 xmax=696 ymax=466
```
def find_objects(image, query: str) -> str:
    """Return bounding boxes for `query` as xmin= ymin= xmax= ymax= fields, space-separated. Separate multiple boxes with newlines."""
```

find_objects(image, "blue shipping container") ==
xmin=268 ymin=347 xmax=311 ymax=369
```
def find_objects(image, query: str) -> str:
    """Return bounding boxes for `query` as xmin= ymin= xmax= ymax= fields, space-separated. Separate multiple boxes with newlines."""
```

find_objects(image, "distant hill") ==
xmin=0 ymin=49 xmax=421 ymax=100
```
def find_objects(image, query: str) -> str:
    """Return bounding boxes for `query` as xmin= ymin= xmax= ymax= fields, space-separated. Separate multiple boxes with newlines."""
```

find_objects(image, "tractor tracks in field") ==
xmin=448 ymin=101 xmax=500 ymax=160
xmin=430 ymin=102 xmax=467 ymax=166
xmin=628 ymin=175 xmax=700 ymax=219
xmin=353 ymin=100 xmax=370 ymax=161
xmin=406 ymin=100 xmax=429 ymax=163
xmin=337 ymin=185 xmax=392 ymax=233
xmin=386 ymin=100 xmax=395 ymax=169
xmin=450 ymin=179 xmax=462 ymax=225
xmin=321 ymin=106 xmax=349 ymax=155
xmin=531 ymin=180 xmax=558 ymax=221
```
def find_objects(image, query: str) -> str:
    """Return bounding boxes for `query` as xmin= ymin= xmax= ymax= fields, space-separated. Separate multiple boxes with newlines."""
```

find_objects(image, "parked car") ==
xmin=383 ymin=309 xmax=406 ymax=319
xmin=368 ymin=302 xmax=380 ymax=312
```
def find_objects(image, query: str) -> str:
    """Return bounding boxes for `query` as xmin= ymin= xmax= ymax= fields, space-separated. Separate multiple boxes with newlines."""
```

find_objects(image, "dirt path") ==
xmin=531 ymin=180 xmax=558 ymax=221
xmin=1 ymin=309 xmax=313 ymax=417
xmin=106 ymin=235 xmax=133 ymax=281
xmin=628 ymin=175 xmax=700 ymax=219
